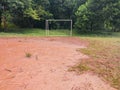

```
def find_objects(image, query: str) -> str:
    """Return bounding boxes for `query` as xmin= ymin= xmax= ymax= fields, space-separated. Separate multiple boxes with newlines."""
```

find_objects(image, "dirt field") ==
xmin=0 ymin=37 xmax=116 ymax=90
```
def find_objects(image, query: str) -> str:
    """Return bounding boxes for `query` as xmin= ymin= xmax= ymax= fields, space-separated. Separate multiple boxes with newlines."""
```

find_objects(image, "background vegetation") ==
xmin=0 ymin=0 xmax=120 ymax=33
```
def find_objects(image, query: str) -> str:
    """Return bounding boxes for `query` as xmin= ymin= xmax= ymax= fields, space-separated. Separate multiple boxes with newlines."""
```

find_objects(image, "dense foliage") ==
xmin=0 ymin=0 xmax=120 ymax=32
xmin=75 ymin=0 xmax=120 ymax=32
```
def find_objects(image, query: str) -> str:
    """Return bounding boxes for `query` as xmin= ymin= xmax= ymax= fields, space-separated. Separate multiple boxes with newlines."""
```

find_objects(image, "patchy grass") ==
xmin=73 ymin=37 xmax=120 ymax=89
xmin=69 ymin=63 xmax=91 ymax=73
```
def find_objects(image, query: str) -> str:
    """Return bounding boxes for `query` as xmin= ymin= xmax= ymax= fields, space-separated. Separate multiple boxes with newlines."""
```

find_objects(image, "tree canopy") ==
xmin=0 ymin=0 xmax=120 ymax=32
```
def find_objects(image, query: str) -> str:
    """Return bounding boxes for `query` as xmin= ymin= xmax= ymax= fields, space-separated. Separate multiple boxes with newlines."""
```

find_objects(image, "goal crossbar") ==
xmin=45 ymin=19 xmax=72 ymax=36
xmin=47 ymin=19 xmax=72 ymax=21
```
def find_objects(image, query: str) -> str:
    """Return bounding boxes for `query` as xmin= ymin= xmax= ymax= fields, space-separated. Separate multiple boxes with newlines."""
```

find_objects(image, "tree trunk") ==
xmin=29 ymin=19 xmax=34 ymax=28
xmin=0 ymin=18 xmax=2 ymax=28
xmin=0 ymin=14 xmax=1 ymax=24
xmin=2 ymin=16 xmax=7 ymax=31
xmin=90 ymin=22 xmax=93 ymax=31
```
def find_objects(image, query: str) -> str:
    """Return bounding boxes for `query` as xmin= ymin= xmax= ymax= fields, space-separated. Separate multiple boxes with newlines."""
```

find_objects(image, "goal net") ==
xmin=45 ymin=19 xmax=72 ymax=36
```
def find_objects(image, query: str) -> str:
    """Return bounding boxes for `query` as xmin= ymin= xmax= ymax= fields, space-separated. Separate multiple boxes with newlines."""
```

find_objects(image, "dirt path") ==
xmin=0 ymin=37 xmax=116 ymax=90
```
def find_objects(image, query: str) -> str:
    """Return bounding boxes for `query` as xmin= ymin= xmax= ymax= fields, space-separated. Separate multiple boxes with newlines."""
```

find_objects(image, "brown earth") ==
xmin=0 ymin=37 xmax=117 ymax=90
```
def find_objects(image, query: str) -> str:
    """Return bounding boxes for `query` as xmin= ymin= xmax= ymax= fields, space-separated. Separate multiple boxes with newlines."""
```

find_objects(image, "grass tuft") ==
xmin=25 ymin=53 xmax=32 ymax=58
xmin=75 ymin=64 xmax=90 ymax=72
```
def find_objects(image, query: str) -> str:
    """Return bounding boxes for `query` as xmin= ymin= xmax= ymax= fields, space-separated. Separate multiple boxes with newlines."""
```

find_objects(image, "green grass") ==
xmin=0 ymin=28 xmax=46 ymax=37
xmin=0 ymin=28 xmax=71 ymax=37
xmin=0 ymin=28 xmax=120 ymax=37
xmin=73 ymin=30 xmax=120 ymax=38
xmin=48 ymin=29 xmax=71 ymax=36
xmin=73 ymin=37 xmax=120 ymax=89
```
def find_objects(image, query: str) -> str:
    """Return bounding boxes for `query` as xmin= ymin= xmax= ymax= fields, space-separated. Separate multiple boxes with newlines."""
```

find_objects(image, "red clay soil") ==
xmin=0 ymin=37 xmax=116 ymax=90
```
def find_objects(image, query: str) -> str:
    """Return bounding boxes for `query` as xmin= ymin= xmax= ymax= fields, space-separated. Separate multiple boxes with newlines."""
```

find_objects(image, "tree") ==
xmin=32 ymin=0 xmax=52 ymax=28
xmin=75 ymin=0 xmax=99 ymax=31
xmin=0 ymin=0 xmax=8 ymax=31
xmin=75 ymin=0 xmax=120 ymax=32
xmin=0 ymin=4 xmax=2 ymax=29
xmin=103 ymin=0 xmax=120 ymax=32
xmin=33 ymin=0 xmax=50 ymax=10
xmin=0 ymin=0 xmax=119 ymax=32
xmin=0 ymin=0 xmax=26 ymax=30
xmin=48 ymin=0 xmax=80 ymax=19
xmin=11 ymin=0 xmax=39 ymax=28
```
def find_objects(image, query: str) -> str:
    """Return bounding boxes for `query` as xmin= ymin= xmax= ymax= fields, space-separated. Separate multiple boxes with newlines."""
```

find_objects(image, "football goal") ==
xmin=45 ymin=19 xmax=72 ymax=36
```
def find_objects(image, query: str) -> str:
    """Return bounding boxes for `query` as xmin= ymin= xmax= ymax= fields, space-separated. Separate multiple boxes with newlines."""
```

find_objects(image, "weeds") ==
xmin=69 ymin=64 xmax=90 ymax=73
xmin=25 ymin=53 xmax=32 ymax=58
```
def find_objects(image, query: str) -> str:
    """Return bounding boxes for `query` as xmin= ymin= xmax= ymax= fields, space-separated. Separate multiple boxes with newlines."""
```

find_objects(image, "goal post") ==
xmin=45 ymin=19 xmax=72 ymax=36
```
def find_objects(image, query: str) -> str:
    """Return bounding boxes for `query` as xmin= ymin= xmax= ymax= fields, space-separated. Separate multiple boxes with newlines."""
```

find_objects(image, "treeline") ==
xmin=0 ymin=0 xmax=120 ymax=32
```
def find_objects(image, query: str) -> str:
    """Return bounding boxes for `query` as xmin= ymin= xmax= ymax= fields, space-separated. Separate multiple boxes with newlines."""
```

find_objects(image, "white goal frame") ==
xmin=45 ymin=19 xmax=72 ymax=36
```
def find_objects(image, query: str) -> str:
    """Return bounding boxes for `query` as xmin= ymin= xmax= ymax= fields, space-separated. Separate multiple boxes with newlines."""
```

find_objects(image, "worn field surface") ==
xmin=0 ymin=37 xmax=116 ymax=90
